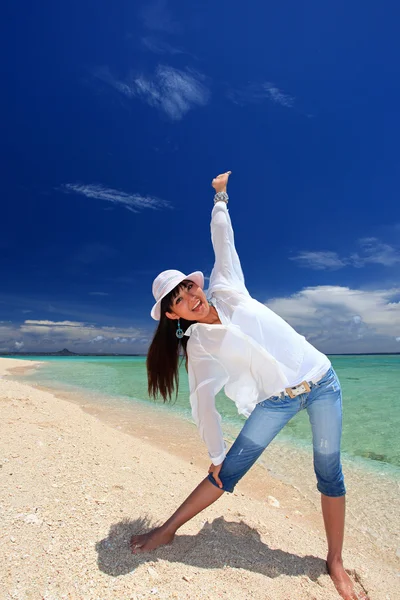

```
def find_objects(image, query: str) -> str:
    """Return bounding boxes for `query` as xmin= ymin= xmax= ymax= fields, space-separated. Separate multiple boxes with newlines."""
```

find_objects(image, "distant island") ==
xmin=0 ymin=348 xmax=145 ymax=357
xmin=0 ymin=348 xmax=398 ymax=357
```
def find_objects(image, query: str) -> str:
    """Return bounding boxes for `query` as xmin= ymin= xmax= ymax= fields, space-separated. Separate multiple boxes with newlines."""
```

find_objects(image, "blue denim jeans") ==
xmin=208 ymin=367 xmax=346 ymax=497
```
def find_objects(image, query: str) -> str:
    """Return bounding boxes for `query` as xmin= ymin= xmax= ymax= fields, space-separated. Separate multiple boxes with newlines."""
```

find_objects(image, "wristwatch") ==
xmin=214 ymin=191 xmax=229 ymax=204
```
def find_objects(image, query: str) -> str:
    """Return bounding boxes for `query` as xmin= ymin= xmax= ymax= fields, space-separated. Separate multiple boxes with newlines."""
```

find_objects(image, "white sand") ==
xmin=0 ymin=357 xmax=399 ymax=600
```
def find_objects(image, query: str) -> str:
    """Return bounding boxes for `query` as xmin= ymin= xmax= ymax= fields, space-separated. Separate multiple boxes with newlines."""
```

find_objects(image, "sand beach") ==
xmin=0 ymin=357 xmax=399 ymax=600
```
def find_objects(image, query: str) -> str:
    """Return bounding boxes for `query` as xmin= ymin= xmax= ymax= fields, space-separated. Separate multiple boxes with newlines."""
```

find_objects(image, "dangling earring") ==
xmin=176 ymin=319 xmax=184 ymax=339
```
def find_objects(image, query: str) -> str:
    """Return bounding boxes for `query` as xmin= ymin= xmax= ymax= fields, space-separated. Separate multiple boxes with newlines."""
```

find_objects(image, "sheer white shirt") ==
xmin=186 ymin=201 xmax=331 ymax=465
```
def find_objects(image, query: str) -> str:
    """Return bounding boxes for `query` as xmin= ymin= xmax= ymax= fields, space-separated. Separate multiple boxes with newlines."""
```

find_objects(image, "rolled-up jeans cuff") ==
xmin=207 ymin=472 xmax=232 ymax=493
xmin=317 ymin=483 xmax=346 ymax=497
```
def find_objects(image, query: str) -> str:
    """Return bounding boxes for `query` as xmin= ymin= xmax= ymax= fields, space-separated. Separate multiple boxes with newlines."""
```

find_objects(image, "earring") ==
xmin=176 ymin=319 xmax=184 ymax=339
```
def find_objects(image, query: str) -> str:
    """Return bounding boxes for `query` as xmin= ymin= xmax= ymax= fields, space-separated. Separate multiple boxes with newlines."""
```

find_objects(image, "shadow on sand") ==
xmin=95 ymin=516 xmax=327 ymax=581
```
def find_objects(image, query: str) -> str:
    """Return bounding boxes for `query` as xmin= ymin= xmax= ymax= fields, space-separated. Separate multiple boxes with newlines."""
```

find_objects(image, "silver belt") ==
xmin=283 ymin=369 xmax=329 ymax=399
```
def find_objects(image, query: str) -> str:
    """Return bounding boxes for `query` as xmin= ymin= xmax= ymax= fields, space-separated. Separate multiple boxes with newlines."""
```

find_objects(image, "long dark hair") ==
xmin=147 ymin=282 xmax=195 ymax=402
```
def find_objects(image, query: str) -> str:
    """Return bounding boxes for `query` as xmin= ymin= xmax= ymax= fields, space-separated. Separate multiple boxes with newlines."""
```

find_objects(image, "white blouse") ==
xmin=186 ymin=201 xmax=330 ymax=466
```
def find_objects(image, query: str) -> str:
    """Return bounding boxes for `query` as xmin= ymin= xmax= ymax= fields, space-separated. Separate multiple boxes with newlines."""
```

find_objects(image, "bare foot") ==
xmin=327 ymin=558 xmax=369 ymax=600
xmin=130 ymin=526 xmax=175 ymax=554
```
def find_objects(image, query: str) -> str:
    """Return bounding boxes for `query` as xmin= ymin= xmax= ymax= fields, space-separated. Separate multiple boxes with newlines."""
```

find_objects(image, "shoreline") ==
xmin=8 ymin=359 xmax=400 ymax=557
xmin=11 ymin=357 xmax=400 ymax=482
xmin=1 ymin=357 xmax=399 ymax=599
xmin=2 ymin=351 xmax=399 ymax=356
xmin=5 ymin=359 xmax=400 ymax=555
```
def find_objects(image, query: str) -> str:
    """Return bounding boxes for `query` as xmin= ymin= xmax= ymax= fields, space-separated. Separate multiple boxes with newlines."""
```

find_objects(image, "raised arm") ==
xmin=209 ymin=172 xmax=249 ymax=295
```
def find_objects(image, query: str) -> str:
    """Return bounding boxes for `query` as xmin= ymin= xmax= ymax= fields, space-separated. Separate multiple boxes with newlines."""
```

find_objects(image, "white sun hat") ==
xmin=151 ymin=269 xmax=204 ymax=320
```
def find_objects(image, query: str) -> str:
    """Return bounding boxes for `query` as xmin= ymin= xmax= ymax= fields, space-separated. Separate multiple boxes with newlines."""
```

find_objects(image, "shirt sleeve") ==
xmin=187 ymin=334 xmax=228 ymax=466
xmin=209 ymin=201 xmax=250 ymax=295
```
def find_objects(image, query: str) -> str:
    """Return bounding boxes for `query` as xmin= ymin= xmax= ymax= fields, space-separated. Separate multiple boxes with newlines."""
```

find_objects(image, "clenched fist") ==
xmin=211 ymin=171 xmax=232 ymax=193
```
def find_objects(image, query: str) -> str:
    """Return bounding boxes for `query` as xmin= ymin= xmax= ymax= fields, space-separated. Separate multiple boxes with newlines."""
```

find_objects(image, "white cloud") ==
xmin=24 ymin=320 xmax=83 ymax=327
xmin=228 ymin=81 xmax=294 ymax=108
xmin=264 ymin=83 xmax=294 ymax=107
xmin=351 ymin=238 xmax=400 ymax=267
xmin=291 ymin=238 xmax=400 ymax=270
xmin=266 ymin=285 xmax=400 ymax=353
xmin=62 ymin=183 xmax=171 ymax=213
xmin=290 ymin=251 xmax=346 ymax=270
xmin=0 ymin=319 xmax=148 ymax=354
xmin=94 ymin=65 xmax=210 ymax=121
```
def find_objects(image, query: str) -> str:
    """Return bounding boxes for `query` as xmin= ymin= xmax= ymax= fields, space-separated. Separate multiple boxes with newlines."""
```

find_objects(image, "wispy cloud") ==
xmin=264 ymin=83 xmax=294 ymax=107
xmin=24 ymin=320 xmax=83 ymax=327
xmin=89 ymin=292 xmax=110 ymax=296
xmin=290 ymin=251 xmax=346 ymax=271
xmin=141 ymin=36 xmax=185 ymax=55
xmin=351 ymin=238 xmax=400 ymax=267
xmin=94 ymin=65 xmax=210 ymax=121
xmin=266 ymin=285 xmax=400 ymax=353
xmin=228 ymin=81 xmax=294 ymax=108
xmin=291 ymin=238 xmax=400 ymax=270
xmin=62 ymin=183 xmax=171 ymax=213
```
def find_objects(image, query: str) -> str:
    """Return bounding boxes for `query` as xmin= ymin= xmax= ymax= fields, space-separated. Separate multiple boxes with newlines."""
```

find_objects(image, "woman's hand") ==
xmin=212 ymin=171 xmax=232 ymax=193
xmin=208 ymin=462 xmax=223 ymax=488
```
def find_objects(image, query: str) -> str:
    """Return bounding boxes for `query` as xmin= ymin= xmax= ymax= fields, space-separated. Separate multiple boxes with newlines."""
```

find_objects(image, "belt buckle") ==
xmin=285 ymin=380 xmax=311 ymax=399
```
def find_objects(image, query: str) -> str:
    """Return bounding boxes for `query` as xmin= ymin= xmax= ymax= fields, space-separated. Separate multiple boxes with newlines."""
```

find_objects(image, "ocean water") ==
xmin=6 ymin=354 xmax=400 ymax=474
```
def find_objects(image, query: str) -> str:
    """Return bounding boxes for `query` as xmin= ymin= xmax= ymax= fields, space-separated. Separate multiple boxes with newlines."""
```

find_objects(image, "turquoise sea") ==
xmin=5 ymin=354 xmax=400 ymax=474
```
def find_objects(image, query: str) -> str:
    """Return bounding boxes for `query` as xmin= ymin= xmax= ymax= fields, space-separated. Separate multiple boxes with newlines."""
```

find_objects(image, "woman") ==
xmin=131 ymin=172 xmax=366 ymax=600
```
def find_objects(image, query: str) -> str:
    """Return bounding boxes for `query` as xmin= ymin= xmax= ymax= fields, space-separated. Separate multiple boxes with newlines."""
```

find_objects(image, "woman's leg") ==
xmin=307 ymin=371 xmax=367 ymax=599
xmin=131 ymin=395 xmax=300 ymax=553
xmin=131 ymin=478 xmax=223 ymax=552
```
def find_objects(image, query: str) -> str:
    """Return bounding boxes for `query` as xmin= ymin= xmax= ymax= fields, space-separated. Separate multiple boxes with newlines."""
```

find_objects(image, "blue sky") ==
xmin=1 ymin=0 xmax=400 ymax=354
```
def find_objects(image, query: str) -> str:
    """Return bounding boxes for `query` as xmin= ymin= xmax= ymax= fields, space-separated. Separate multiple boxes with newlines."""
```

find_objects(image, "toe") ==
xmin=130 ymin=535 xmax=145 ymax=553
